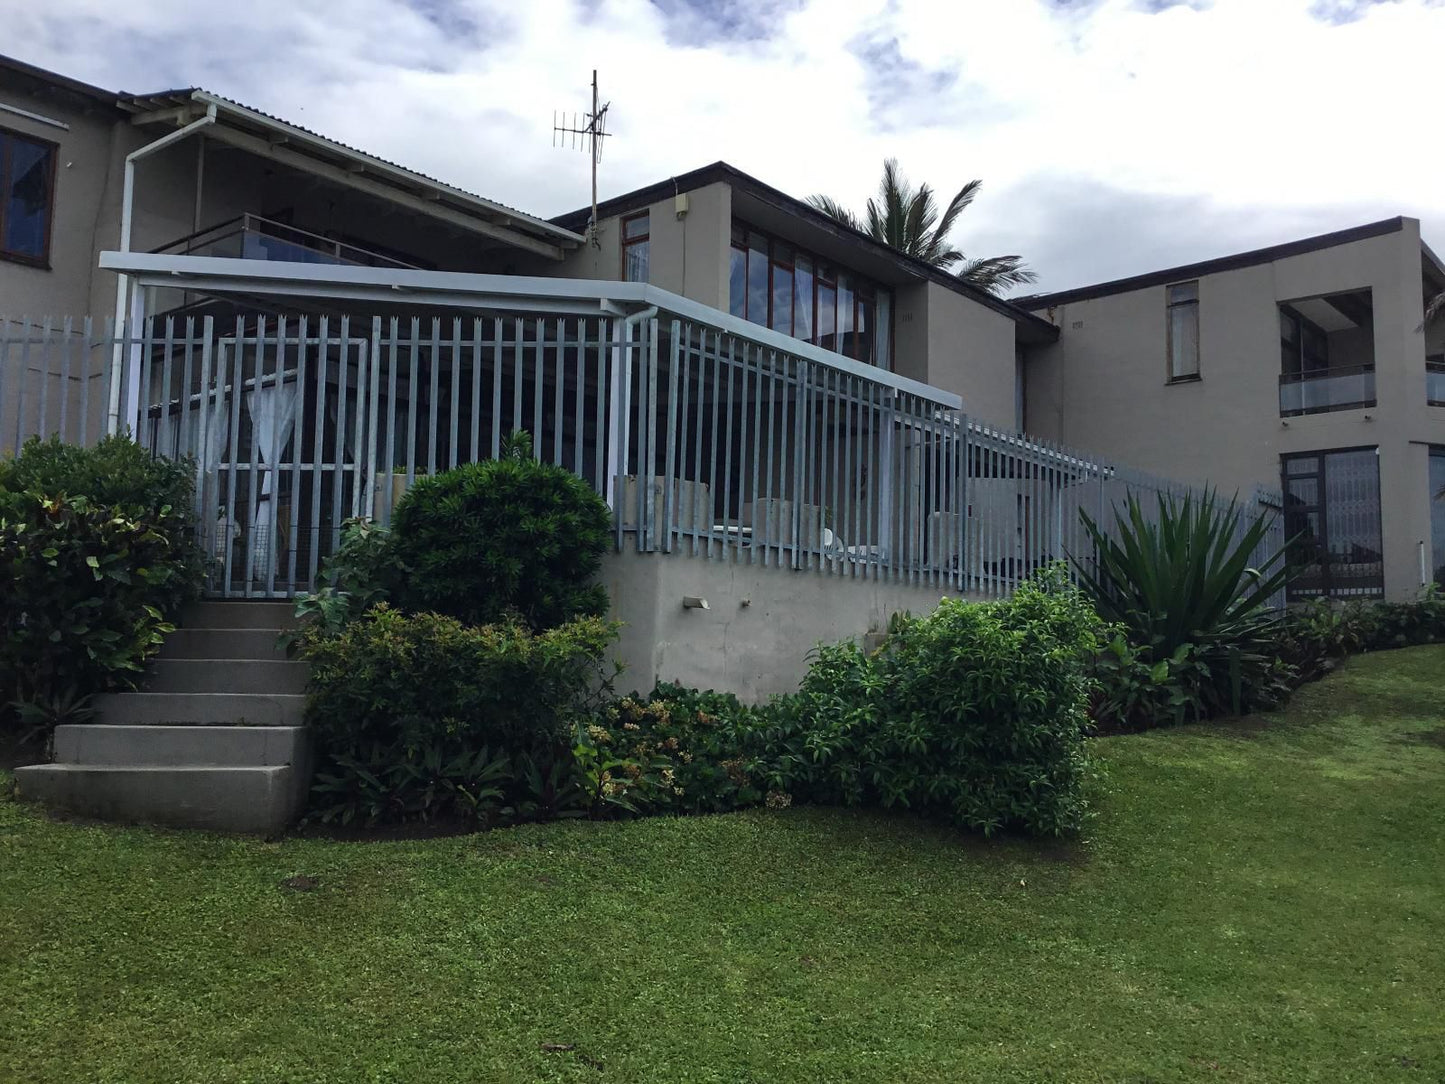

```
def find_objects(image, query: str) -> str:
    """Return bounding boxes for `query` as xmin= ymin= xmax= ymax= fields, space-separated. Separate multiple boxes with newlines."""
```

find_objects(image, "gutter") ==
xmin=106 ymin=102 xmax=217 ymax=435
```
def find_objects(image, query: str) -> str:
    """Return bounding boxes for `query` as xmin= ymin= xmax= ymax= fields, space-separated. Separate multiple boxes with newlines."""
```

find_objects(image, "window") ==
xmin=1165 ymin=281 xmax=1199 ymax=381
xmin=1281 ymin=447 xmax=1384 ymax=601
xmin=1279 ymin=307 xmax=1329 ymax=379
xmin=1427 ymin=353 xmax=1445 ymax=407
xmin=621 ymin=212 xmax=649 ymax=283
xmin=1432 ymin=447 xmax=1445 ymax=588
xmin=0 ymin=128 xmax=57 ymax=266
xmin=728 ymin=221 xmax=892 ymax=366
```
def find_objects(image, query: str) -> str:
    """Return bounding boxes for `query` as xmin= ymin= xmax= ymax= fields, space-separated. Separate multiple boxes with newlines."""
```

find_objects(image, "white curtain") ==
xmin=244 ymin=381 xmax=301 ymax=584
xmin=204 ymin=390 xmax=232 ymax=563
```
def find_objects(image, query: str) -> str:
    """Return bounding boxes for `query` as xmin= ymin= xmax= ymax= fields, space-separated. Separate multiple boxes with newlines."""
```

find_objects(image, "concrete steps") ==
xmin=14 ymin=599 xmax=312 ymax=836
xmin=143 ymin=658 xmax=308 ymax=695
xmin=13 ymin=765 xmax=302 ymax=836
xmin=89 ymin=692 xmax=306 ymax=727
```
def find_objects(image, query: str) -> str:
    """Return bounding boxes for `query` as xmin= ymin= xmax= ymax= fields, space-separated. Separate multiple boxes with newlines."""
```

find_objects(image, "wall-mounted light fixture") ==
xmin=682 ymin=596 xmax=709 ymax=610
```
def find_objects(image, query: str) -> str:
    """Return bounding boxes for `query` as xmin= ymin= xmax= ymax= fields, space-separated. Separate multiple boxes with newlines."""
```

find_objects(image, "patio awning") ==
xmin=118 ymin=89 xmax=584 ymax=262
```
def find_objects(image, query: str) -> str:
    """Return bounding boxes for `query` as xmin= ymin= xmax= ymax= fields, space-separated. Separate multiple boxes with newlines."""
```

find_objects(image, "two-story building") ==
xmin=1018 ymin=219 xmax=1445 ymax=600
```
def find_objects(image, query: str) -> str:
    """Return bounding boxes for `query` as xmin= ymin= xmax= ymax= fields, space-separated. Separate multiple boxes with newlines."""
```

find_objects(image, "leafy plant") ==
xmin=297 ymin=606 xmax=618 ymax=827
xmin=1074 ymin=491 xmax=1292 ymax=723
xmin=386 ymin=430 xmax=612 ymax=630
xmin=0 ymin=494 xmax=183 ymax=739
xmin=753 ymin=569 xmax=1108 ymax=837
xmin=290 ymin=517 xmax=393 ymax=636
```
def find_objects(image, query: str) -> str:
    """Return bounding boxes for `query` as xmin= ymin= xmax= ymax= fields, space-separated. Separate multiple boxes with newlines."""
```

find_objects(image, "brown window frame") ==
xmin=728 ymin=220 xmax=892 ymax=368
xmin=0 ymin=125 xmax=59 ymax=269
xmin=1165 ymin=279 xmax=1200 ymax=383
xmin=620 ymin=211 xmax=649 ymax=283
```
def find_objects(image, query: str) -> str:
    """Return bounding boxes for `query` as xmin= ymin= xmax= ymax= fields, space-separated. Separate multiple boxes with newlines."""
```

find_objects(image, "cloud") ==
xmin=2 ymin=0 xmax=1442 ymax=292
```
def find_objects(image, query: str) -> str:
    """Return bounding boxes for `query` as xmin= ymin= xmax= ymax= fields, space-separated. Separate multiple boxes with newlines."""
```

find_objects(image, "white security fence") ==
xmin=1 ymin=310 xmax=1285 ymax=603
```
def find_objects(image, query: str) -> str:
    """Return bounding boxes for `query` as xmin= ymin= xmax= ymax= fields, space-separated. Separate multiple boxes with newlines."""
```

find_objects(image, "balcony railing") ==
xmin=1427 ymin=361 xmax=1445 ymax=406
xmin=152 ymin=214 xmax=420 ymax=270
xmin=1279 ymin=364 xmax=1375 ymax=417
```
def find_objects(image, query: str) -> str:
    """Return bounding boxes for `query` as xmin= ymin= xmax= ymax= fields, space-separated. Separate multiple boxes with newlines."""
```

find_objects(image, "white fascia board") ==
xmin=97 ymin=251 xmax=964 ymax=408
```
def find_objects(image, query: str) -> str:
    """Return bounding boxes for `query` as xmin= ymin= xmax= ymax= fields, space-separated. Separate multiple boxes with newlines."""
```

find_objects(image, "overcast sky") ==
xmin=5 ymin=0 xmax=1441 ymax=293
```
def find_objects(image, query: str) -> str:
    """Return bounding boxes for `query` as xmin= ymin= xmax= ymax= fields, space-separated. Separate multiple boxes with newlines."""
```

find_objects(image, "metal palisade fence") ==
xmin=1 ymin=311 xmax=1285 ymax=604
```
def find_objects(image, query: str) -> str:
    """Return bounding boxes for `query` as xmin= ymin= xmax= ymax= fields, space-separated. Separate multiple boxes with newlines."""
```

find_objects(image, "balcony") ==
xmin=153 ymin=214 xmax=420 ymax=270
xmin=1278 ymin=364 xmax=1376 ymax=417
xmin=1428 ymin=360 xmax=1445 ymax=406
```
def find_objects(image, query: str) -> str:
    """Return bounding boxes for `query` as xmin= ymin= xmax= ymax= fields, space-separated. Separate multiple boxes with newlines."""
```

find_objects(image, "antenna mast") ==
xmin=552 ymin=70 xmax=611 ymax=247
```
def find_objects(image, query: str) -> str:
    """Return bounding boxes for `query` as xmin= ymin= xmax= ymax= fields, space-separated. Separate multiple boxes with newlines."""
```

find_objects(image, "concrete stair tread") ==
xmin=142 ymin=658 xmax=308 ymax=695
xmin=53 ymin=724 xmax=308 ymax=768
xmin=92 ymin=692 xmax=306 ymax=727
xmin=14 ymin=762 xmax=305 ymax=835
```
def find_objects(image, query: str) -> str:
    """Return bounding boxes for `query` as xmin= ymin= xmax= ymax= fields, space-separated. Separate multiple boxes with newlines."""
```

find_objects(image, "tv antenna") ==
xmin=553 ymin=70 xmax=610 ymax=247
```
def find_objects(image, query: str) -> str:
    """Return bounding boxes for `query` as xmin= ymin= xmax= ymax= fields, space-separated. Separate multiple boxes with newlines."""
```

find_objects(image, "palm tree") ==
xmin=806 ymin=159 xmax=1037 ymax=295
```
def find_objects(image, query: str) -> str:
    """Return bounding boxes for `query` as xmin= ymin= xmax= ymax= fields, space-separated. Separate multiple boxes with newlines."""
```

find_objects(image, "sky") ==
xmin=4 ymin=0 xmax=1442 ymax=294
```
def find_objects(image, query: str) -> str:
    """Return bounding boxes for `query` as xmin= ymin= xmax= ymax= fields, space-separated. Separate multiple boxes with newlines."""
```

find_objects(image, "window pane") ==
xmin=875 ymin=290 xmax=892 ymax=370
xmin=747 ymin=233 xmax=768 ymax=327
xmin=1321 ymin=448 xmax=1383 ymax=597
xmin=729 ymin=246 xmax=746 ymax=318
xmin=837 ymin=274 xmax=855 ymax=357
xmin=1284 ymin=455 xmax=1317 ymax=476
xmin=855 ymin=293 xmax=873 ymax=365
xmin=1431 ymin=447 xmax=1445 ymax=587
xmin=793 ymin=256 xmax=814 ymax=341
xmin=622 ymin=213 xmax=648 ymax=241
xmin=817 ymin=282 xmax=836 ymax=350
xmin=1168 ymin=302 xmax=1199 ymax=378
xmin=1168 ymin=281 xmax=1198 ymax=303
xmin=623 ymin=240 xmax=649 ymax=283
xmin=770 ymin=258 xmax=793 ymax=334
xmin=3 ymin=136 xmax=52 ymax=259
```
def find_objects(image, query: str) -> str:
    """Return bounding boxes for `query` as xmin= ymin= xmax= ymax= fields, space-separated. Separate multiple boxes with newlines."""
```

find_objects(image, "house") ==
xmin=1017 ymin=219 xmax=1445 ymax=601
xmin=35 ymin=53 xmax=1445 ymax=703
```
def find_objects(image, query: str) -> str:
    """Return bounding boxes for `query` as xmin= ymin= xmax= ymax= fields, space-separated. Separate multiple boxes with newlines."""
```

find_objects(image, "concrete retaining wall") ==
xmin=600 ymin=547 xmax=962 ymax=701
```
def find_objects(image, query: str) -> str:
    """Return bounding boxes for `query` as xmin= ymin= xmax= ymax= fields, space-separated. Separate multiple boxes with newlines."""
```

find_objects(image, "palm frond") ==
xmin=930 ymin=178 xmax=982 ymax=262
xmin=1425 ymin=288 xmax=1445 ymax=325
xmin=954 ymin=255 xmax=1039 ymax=294
xmin=805 ymin=194 xmax=861 ymax=233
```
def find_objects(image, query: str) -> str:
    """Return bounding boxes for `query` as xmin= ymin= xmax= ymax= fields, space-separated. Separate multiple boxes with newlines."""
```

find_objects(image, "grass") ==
xmin=2 ymin=648 xmax=1443 ymax=1083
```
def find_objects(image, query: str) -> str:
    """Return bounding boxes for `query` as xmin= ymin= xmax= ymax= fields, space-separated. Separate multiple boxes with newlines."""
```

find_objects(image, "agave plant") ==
xmin=1072 ymin=490 xmax=1294 ymax=720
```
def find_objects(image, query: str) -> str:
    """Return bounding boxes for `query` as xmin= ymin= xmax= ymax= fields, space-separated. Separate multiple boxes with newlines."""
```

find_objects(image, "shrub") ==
xmin=1074 ymin=491 xmax=1291 ymax=725
xmin=298 ymin=606 xmax=618 ymax=825
xmin=764 ymin=570 xmax=1108 ymax=837
xmin=0 ymin=434 xmax=204 ymax=616
xmin=291 ymin=517 xmax=393 ymax=635
xmin=387 ymin=431 xmax=612 ymax=630
xmin=582 ymin=686 xmax=772 ymax=817
xmin=0 ymin=494 xmax=179 ymax=736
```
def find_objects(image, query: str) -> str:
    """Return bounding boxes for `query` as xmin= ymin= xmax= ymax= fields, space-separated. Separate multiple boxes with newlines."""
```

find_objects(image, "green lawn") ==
xmin=2 ymin=648 xmax=1442 ymax=1083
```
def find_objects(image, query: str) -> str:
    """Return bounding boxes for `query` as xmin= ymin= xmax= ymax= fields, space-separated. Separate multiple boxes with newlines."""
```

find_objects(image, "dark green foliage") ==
xmin=0 ymin=438 xmax=206 ymax=741
xmin=0 ymin=495 xmax=179 ymax=728
xmin=297 ymin=606 xmax=618 ymax=826
xmin=759 ymin=571 xmax=1107 ymax=837
xmin=387 ymin=431 xmax=612 ymax=630
xmin=0 ymin=434 xmax=204 ymax=616
xmin=290 ymin=517 xmax=393 ymax=636
xmin=1075 ymin=491 xmax=1293 ymax=726
xmin=580 ymin=687 xmax=775 ymax=817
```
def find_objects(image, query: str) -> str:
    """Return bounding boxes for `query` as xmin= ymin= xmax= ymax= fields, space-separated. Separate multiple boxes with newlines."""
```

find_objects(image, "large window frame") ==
xmin=621 ymin=211 xmax=649 ymax=284
xmin=1431 ymin=445 xmax=1445 ymax=588
xmin=0 ymin=126 xmax=58 ymax=268
xmin=728 ymin=221 xmax=892 ymax=368
xmin=1278 ymin=303 xmax=1377 ymax=416
xmin=1165 ymin=280 xmax=1200 ymax=383
xmin=1281 ymin=446 xmax=1384 ymax=601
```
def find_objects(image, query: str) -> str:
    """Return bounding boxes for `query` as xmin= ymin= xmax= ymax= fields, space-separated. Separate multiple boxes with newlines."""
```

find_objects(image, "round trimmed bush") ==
xmin=388 ymin=437 xmax=612 ymax=630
